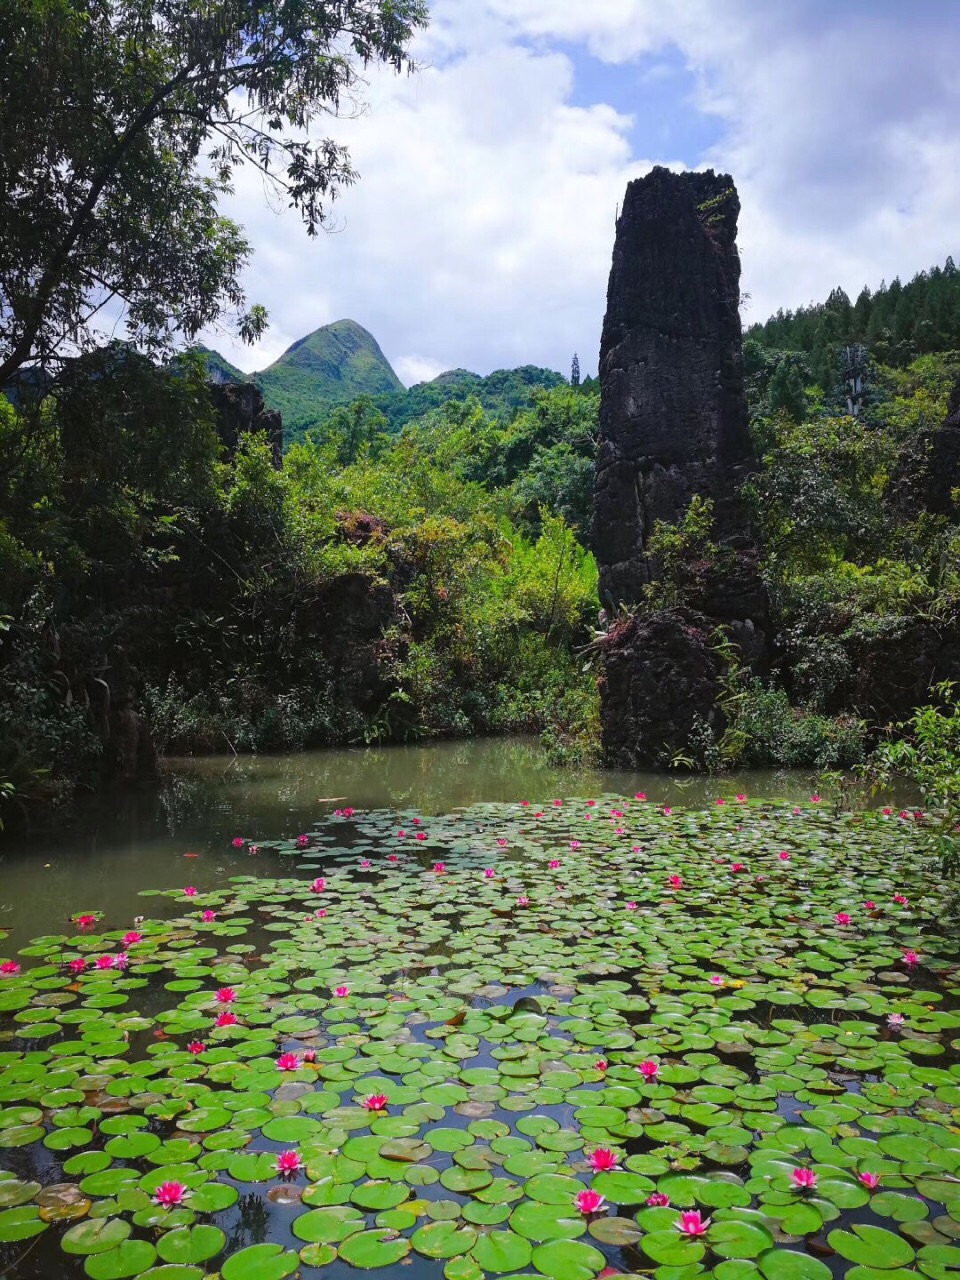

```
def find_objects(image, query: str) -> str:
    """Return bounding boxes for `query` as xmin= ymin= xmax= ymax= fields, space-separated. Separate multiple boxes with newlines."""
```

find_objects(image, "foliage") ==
xmin=643 ymin=496 xmax=722 ymax=607
xmin=869 ymin=681 xmax=960 ymax=874
xmin=0 ymin=0 xmax=427 ymax=382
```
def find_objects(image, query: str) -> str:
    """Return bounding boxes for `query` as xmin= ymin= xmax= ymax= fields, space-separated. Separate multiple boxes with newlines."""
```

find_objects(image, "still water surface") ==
xmin=1 ymin=737 xmax=836 ymax=946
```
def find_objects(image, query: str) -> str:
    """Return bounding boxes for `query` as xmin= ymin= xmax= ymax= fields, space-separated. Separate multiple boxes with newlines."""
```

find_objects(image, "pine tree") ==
xmin=571 ymin=353 xmax=580 ymax=387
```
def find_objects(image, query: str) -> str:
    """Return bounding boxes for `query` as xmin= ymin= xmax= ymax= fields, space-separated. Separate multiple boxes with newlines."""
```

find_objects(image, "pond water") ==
xmin=0 ymin=738 xmax=836 ymax=949
xmin=2 ymin=740 xmax=948 ymax=1280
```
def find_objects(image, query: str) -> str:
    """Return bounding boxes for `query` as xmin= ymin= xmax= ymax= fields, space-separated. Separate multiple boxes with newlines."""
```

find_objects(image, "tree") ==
xmin=0 ymin=0 xmax=428 ymax=384
xmin=570 ymin=353 xmax=580 ymax=387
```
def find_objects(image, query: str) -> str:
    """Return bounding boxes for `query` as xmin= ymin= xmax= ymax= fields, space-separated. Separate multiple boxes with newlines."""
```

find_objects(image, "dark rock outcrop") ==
xmin=597 ymin=610 xmax=726 ymax=767
xmin=592 ymin=168 xmax=766 ymax=766
xmin=210 ymin=381 xmax=283 ymax=468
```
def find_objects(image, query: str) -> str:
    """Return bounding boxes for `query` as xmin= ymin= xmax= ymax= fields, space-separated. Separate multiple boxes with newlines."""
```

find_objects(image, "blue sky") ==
xmin=208 ymin=1 xmax=960 ymax=386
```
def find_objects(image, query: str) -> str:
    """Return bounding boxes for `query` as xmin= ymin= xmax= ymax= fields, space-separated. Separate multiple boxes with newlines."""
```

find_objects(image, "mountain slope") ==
xmin=255 ymin=319 xmax=403 ymax=437
xmin=375 ymin=364 xmax=567 ymax=430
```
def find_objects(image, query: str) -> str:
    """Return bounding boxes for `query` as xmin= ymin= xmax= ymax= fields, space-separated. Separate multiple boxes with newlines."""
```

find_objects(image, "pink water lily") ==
xmin=792 ymin=807 xmax=801 ymax=815
xmin=276 ymin=1052 xmax=301 ymax=1071
xmin=736 ymin=793 xmax=747 ymax=802
xmin=516 ymin=896 xmax=530 ymax=907
xmin=412 ymin=817 xmax=422 ymax=825
xmin=635 ymin=792 xmax=647 ymax=801
xmin=887 ymin=1012 xmax=905 ymax=1027
xmin=432 ymin=861 xmax=445 ymax=872
xmin=497 ymin=838 xmax=508 ymax=847
xmin=863 ymin=901 xmax=876 ymax=911
xmin=859 ymin=1172 xmax=880 ymax=1190
xmin=791 ymin=1168 xmax=817 ymax=1190
xmin=637 ymin=1060 xmax=659 ymax=1080
xmin=520 ymin=800 xmax=530 ymax=807
xmin=361 ymin=1094 xmax=388 ymax=1111
xmin=589 ymin=1148 xmax=620 ymax=1172
xmin=484 ymin=869 xmax=496 ymax=879
xmin=311 ymin=878 xmax=326 ymax=893
xmin=74 ymin=914 xmax=98 ymax=929
xmin=668 ymin=875 xmax=683 ymax=889
xmin=123 ymin=931 xmax=143 ymax=947
xmin=778 ymin=851 xmax=790 ymax=861
xmin=715 ymin=798 xmax=725 ymax=806
xmin=663 ymin=806 xmax=673 ymax=816
xmin=903 ymin=950 xmax=920 ymax=967
xmin=114 ymin=952 xmax=129 ymax=969
xmin=396 ymin=830 xmax=406 ymax=838
xmin=276 ymin=1150 xmax=304 ymax=1177
xmin=215 ymin=1012 xmax=238 ymax=1027
xmin=68 ymin=958 xmax=88 ymax=974
xmin=647 ymin=1192 xmax=670 ymax=1207
xmin=296 ymin=834 xmax=309 ymax=848
xmin=416 ymin=833 xmax=428 ymax=842
xmin=315 ymin=909 xmax=327 ymax=919
xmin=215 ymin=987 xmax=237 ymax=1003
xmin=709 ymin=975 xmax=723 ymax=986
xmin=882 ymin=807 xmax=893 ymax=815
xmin=96 ymin=954 xmax=117 ymax=970
xmin=731 ymin=862 xmax=746 ymax=873
xmin=594 ymin=1059 xmax=608 ymax=1072
xmin=835 ymin=912 xmax=851 ymax=926
xmin=676 ymin=1209 xmax=710 ymax=1236
xmin=574 ymin=1188 xmax=606 ymax=1215
xmin=387 ymin=854 xmax=399 ymax=862
xmin=625 ymin=902 xmax=638 ymax=911
xmin=893 ymin=894 xmax=909 ymax=905
xmin=231 ymin=837 xmax=245 ymax=848
xmin=201 ymin=910 xmax=216 ymax=921
xmin=552 ymin=799 xmax=563 ymax=807
xmin=302 ymin=1048 xmax=317 ymax=1063
xmin=334 ymin=986 xmax=349 ymax=998
xmin=570 ymin=841 xmax=581 ymax=850
xmin=183 ymin=886 xmax=198 ymax=897
xmin=549 ymin=859 xmax=561 ymax=869
xmin=810 ymin=794 xmax=821 ymax=803
xmin=187 ymin=1041 xmax=205 ymax=1055
xmin=0 ymin=961 xmax=20 ymax=976
xmin=153 ymin=1181 xmax=190 ymax=1208
xmin=359 ymin=859 xmax=371 ymax=869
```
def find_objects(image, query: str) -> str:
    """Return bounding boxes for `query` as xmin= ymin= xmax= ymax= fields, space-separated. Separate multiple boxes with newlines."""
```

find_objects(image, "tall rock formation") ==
xmin=592 ymin=167 xmax=766 ymax=766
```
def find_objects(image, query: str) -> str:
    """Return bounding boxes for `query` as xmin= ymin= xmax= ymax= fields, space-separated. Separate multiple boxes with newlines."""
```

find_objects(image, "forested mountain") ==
xmin=746 ymin=257 xmax=960 ymax=386
xmin=373 ymin=364 xmax=568 ymax=431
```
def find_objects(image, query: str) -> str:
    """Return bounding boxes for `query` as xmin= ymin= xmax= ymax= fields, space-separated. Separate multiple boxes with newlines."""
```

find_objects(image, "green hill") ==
xmin=254 ymin=319 xmax=403 ymax=436
xmin=192 ymin=345 xmax=246 ymax=385
xmin=374 ymin=364 xmax=567 ymax=431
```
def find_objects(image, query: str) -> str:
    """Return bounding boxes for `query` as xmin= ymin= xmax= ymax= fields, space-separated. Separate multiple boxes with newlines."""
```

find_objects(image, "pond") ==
xmin=1 ymin=739 xmax=953 ymax=1280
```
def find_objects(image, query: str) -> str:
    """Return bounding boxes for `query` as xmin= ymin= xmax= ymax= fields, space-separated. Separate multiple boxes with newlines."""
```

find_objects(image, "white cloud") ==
xmin=205 ymin=1 xmax=960 ymax=385
xmin=394 ymin=354 xmax=446 ymax=386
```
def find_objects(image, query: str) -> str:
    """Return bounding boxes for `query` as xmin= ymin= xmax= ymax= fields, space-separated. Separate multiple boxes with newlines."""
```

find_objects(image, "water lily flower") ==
xmin=187 ymin=1042 xmax=205 ymax=1055
xmin=534 ymin=812 xmax=543 ymax=819
xmin=520 ymin=800 xmax=530 ymax=807
xmin=359 ymin=859 xmax=371 ymax=869
xmin=586 ymin=800 xmax=596 ymax=807
xmin=594 ymin=1059 xmax=608 ymax=1072
xmin=715 ymin=798 xmax=725 ymax=806
xmin=552 ymin=799 xmax=563 ymax=807
xmin=731 ymin=862 xmax=746 ymax=873
xmin=835 ymin=912 xmax=851 ymax=926
xmin=635 ymin=792 xmax=647 ymax=801
xmin=516 ymin=896 xmax=530 ymax=906
xmin=676 ymin=1209 xmax=710 ymax=1235
xmin=114 ymin=952 xmax=130 ymax=969
xmin=342 ymin=807 xmax=355 ymax=818
xmin=412 ymin=817 xmax=422 ymax=825
xmin=296 ymin=835 xmax=309 ymax=848
xmin=0 ymin=961 xmax=21 ymax=976
xmin=882 ymin=807 xmax=893 ymax=816
xmin=625 ymin=902 xmax=638 ymax=911
xmin=863 ymin=901 xmax=876 ymax=910
xmin=887 ymin=1012 xmax=905 ymax=1027
xmin=361 ymin=1094 xmax=388 ymax=1111
xmin=153 ymin=1181 xmax=190 ymax=1208
xmin=574 ymin=1188 xmax=606 ymax=1215
xmin=549 ymin=859 xmax=561 ymax=869
xmin=791 ymin=1168 xmax=817 ymax=1190
xmin=497 ymin=838 xmax=508 ymax=847
xmin=898 ymin=810 xmax=910 ymax=820
xmin=74 ymin=914 xmax=98 ymax=929
xmin=334 ymin=986 xmax=349 ymax=998
xmin=736 ymin=793 xmax=747 ymax=802
xmin=859 ymin=1172 xmax=880 ymax=1190
xmin=68 ymin=958 xmax=88 ymax=974
xmin=614 ymin=827 xmax=626 ymax=835
xmin=397 ymin=830 xmax=406 ymax=838
xmin=589 ymin=1148 xmax=620 ymax=1171
xmin=662 ymin=806 xmax=673 ymax=816
xmin=893 ymin=894 xmax=909 ymax=905
xmin=202 ymin=910 xmax=217 ymax=921
xmin=484 ymin=869 xmax=496 ymax=879
xmin=231 ymin=837 xmax=245 ymax=848
xmin=709 ymin=975 xmax=723 ymax=986
xmin=668 ymin=875 xmax=683 ymax=889
xmin=216 ymin=987 xmax=237 ymax=1003
xmin=275 ymin=1150 xmax=304 ymax=1177
xmin=311 ymin=878 xmax=326 ymax=893
xmin=276 ymin=1052 xmax=301 ymax=1071
xmin=387 ymin=854 xmax=399 ymax=862
xmin=778 ymin=851 xmax=790 ymax=861
xmin=215 ymin=1012 xmax=238 ymax=1027
xmin=810 ymin=794 xmax=821 ymax=803
xmin=432 ymin=861 xmax=445 ymax=872
xmin=315 ymin=909 xmax=327 ymax=919
xmin=570 ymin=840 xmax=581 ymax=850
xmin=792 ymin=807 xmax=801 ymax=815
xmin=637 ymin=1060 xmax=659 ymax=1080
xmin=183 ymin=886 xmax=198 ymax=897
xmin=903 ymin=950 xmax=920 ymax=967
xmin=647 ymin=1192 xmax=670 ymax=1207
xmin=96 ymin=954 xmax=117 ymax=970
xmin=123 ymin=931 xmax=143 ymax=947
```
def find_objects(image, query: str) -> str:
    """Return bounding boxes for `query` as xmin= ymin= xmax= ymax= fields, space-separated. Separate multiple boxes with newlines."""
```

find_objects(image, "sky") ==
xmin=206 ymin=0 xmax=960 ymax=386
